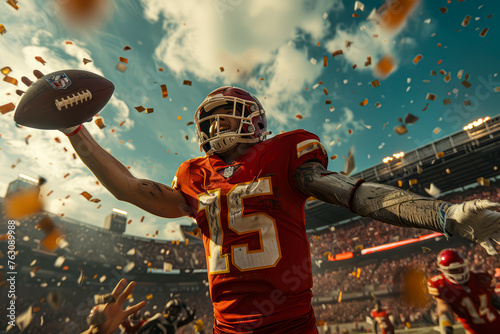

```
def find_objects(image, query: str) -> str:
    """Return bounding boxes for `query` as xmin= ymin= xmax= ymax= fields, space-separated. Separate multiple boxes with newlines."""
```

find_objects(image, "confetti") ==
xmin=310 ymin=57 xmax=317 ymax=65
xmin=35 ymin=56 xmax=46 ymax=65
xmin=0 ymin=24 xmax=6 ymax=35
xmin=5 ymin=188 xmax=43 ymax=219
xmin=360 ymin=98 xmax=368 ymax=106
xmin=83 ymin=58 xmax=92 ymax=65
xmin=183 ymin=80 xmax=192 ymax=86
xmin=479 ymin=28 xmax=489 ymax=37
xmin=186 ymin=121 xmax=194 ymax=126
xmin=430 ymin=70 xmax=436 ymax=76
xmin=404 ymin=113 xmax=419 ymax=125
xmin=374 ymin=55 xmax=396 ymax=79
xmin=444 ymin=72 xmax=451 ymax=83
xmin=409 ymin=179 xmax=418 ymax=186
xmin=123 ymin=46 xmax=132 ymax=51
xmin=332 ymin=50 xmax=343 ymax=57
xmin=119 ymin=120 xmax=126 ymax=127
xmin=433 ymin=127 xmax=441 ymax=134
xmin=461 ymin=80 xmax=471 ymax=88
xmin=219 ymin=67 xmax=224 ymax=72
xmin=176 ymin=115 xmax=181 ymax=120
xmin=344 ymin=147 xmax=355 ymax=175
xmin=425 ymin=183 xmax=441 ymax=197
xmin=446 ymin=168 xmax=451 ymax=174
xmin=436 ymin=152 xmax=444 ymax=158
xmin=134 ymin=106 xmax=145 ymax=113
xmin=394 ymin=124 xmax=408 ymax=135
xmin=375 ymin=102 xmax=382 ymax=108
xmin=462 ymin=15 xmax=471 ymax=27
xmin=494 ymin=87 xmax=500 ymax=93
xmin=116 ymin=62 xmax=127 ymax=72
xmin=95 ymin=118 xmax=106 ymax=129
xmin=464 ymin=100 xmax=471 ymax=106
xmin=54 ymin=256 xmax=65 ymax=268
xmin=364 ymin=56 xmax=372 ymax=66
xmin=325 ymin=100 xmax=332 ymax=105
xmin=7 ymin=0 xmax=19 ymax=10
xmin=159 ymin=68 xmax=164 ymax=72
xmin=1 ymin=66 xmax=11 ymax=75
xmin=0 ymin=102 xmax=15 ymax=115
xmin=3 ymin=76 xmax=18 ymax=86
xmin=439 ymin=69 xmax=446 ymax=76
xmin=296 ymin=114 xmax=303 ymax=120
xmin=440 ymin=7 xmax=447 ymax=14
xmin=354 ymin=1 xmax=364 ymax=11
xmin=330 ymin=155 xmax=338 ymax=160
xmin=323 ymin=88 xmax=328 ymax=96
xmin=119 ymin=57 xmax=128 ymax=64
xmin=140 ymin=216 xmax=145 ymax=223
xmin=413 ymin=54 xmax=423 ymax=65
xmin=323 ymin=56 xmax=328 ymax=67
xmin=378 ymin=0 xmax=420 ymax=31
xmin=443 ymin=98 xmax=451 ymax=105
xmin=370 ymin=80 xmax=381 ymax=88
xmin=426 ymin=93 xmax=437 ymax=101
xmin=80 ymin=191 xmax=92 ymax=201
xmin=477 ymin=177 xmax=490 ymax=186
xmin=158 ymin=84 xmax=169 ymax=98
xmin=422 ymin=103 xmax=429 ymax=111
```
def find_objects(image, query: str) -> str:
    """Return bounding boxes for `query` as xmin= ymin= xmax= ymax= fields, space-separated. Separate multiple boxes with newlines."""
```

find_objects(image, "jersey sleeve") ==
xmin=427 ymin=276 xmax=441 ymax=297
xmin=172 ymin=161 xmax=198 ymax=218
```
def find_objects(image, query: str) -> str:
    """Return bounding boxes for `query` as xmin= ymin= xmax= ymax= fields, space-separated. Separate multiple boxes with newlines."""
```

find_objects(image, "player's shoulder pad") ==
xmin=472 ymin=271 xmax=494 ymax=288
xmin=427 ymin=274 xmax=444 ymax=296
xmin=271 ymin=129 xmax=327 ymax=161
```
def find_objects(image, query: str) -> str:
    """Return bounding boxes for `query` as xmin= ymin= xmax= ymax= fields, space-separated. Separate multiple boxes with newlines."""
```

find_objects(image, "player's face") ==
xmin=208 ymin=105 xmax=241 ymax=138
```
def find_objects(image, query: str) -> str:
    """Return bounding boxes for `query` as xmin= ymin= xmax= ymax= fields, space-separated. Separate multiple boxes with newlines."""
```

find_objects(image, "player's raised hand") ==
xmin=445 ymin=199 xmax=500 ymax=255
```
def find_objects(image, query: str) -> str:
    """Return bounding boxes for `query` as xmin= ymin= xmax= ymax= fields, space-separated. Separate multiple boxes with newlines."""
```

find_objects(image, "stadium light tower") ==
xmin=5 ymin=174 xmax=40 ymax=198
xmin=104 ymin=208 xmax=127 ymax=233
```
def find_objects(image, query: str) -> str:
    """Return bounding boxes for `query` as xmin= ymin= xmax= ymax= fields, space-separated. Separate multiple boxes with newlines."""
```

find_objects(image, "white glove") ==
xmin=444 ymin=200 xmax=500 ymax=255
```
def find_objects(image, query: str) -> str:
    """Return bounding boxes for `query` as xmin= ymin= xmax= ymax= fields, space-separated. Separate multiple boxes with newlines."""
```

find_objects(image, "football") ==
xmin=14 ymin=69 xmax=115 ymax=130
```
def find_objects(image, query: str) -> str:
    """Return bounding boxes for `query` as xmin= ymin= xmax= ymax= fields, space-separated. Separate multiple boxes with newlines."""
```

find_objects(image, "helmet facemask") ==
xmin=439 ymin=259 xmax=470 ymax=285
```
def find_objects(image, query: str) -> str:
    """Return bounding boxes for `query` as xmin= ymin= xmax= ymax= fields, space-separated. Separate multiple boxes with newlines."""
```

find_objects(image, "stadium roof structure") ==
xmin=305 ymin=114 xmax=500 ymax=231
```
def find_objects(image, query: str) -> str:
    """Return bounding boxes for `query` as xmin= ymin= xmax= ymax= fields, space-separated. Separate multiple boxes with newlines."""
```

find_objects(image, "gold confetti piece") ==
xmin=330 ymin=155 xmax=337 ymax=160
xmin=374 ymin=55 xmax=396 ymax=79
xmin=146 ymin=108 xmax=154 ymax=114
xmin=119 ymin=57 xmax=128 ymax=64
xmin=186 ymin=121 xmax=194 ymax=126
xmin=65 ymin=41 xmax=73 ymax=45
xmin=348 ymin=129 xmax=353 ymax=134
xmin=323 ymin=88 xmax=328 ymax=95
xmin=90 ymin=198 xmax=100 ymax=203
xmin=97 ymin=204 xmax=102 ymax=209
xmin=0 ymin=24 xmax=6 ymax=35
xmin=63 ymin=173 xmax=70 ymax=178
xmin=338 ymin=291 xmax=342 ymax=303
xmin=161 ymin=84 xmax=168 ymax=98
xmin=184 ymin=135 xmax=189 ymax=141
xmin=439 ymin=69 xmax=446 ymax=75
xmin=116 ymin=62 xmax=127 ymax=72
xmin=82 ymin=58 xmax=92 ymax=65
xmin=123 ymin=46 xmax=132 ymax=51
xmin=72 ymin=153 xmax=77 ymax=159
xmin=378 ymin=0 xmax=420 ymax=31
xmin=433 ymin=127 xmax=441 ymax=134
xmin=5 ymin=188 xmax=43 ymax=219
xmin=443 ymin=98 xmax=451 ymax=105
xmin=352 ymin=13 xmax=359 ymax=18
xmin=464 ymin=100 xmax=471 ymax=106
xmin=409 ymin=179 xmax=418 ymax=186
xmin=364 ymin=56 xmax=372 ymax=66
xmin=332 ymin=50 xmax=343 ymax=57
xmin=397 ymin=180 xmax=403 ymax=187
xmin=7 ymin=0 xmax=19 ymax=10
xmin=219 ymin=67 xmax=224 ymax=72
xmin=371 ymin=80 xmax=381 ymax=88
xmin=146 ymin=294 xmax=153 ymax=300
xmin=158 ymin=68 xmax=164 ymax=72
xmin=394 ymin=124 xmax=408 ymax=135
xmin=462 ymin=80 xmax=471 ymax=88
xmin=413 ymin=54 xmax=423 ymax=64
xmin=422 ymin=103 xmax=429 ymax=111
xmin=323 ymin=56 xmax=328 ymax=67
xmin=464 ymin=73 xmax=469 ymax=81
xmin=436 ymin=151 xmax=444 ymax=158
xmin=325 ymin=100 xmax=332 ymax=104
xmin=440 ymin=7 xmax=447 ymax=14
xmin=360 ymin=98 xmax=368 ymax=106
xmin=444 ymin=72 xmax=451 ymax=83
xmin=119 ymin=120 xmax=125 ymax=127
xmin=352 ymin=64 xmax=357 ymax=69
xmin=426 ymin=93 xmax=437 ymax=101
xmin=95 ymin=118 xmax=106 ymax=129
xmin=0 ymin=102 xmax=15 ymax=115
xmin=35 ymin=56 xmax=46 ymax=65
xmin=480 ymin=28 xmax=489 ymax=37
xmin=422 ymin=247 xmax=431 ymax=253
xmin=177 ymin=115 xmax=181 ymax=120
xmin=3 ymin=75 xmax=18 ymax=86
xmin=80 ymin=191 xmax=92 ymax=201
xmin=140 ymin=216 xmax=145 ymax=223
xmin=477 ymin=177 xmax=490 ymax=186
xmin=296 ymin=114 xmax=303 ymax=119
xmin=1 ymin=66 xmax=11 ymax=75
xmin=430 ymin=70 xmax=436 ymax=76
xmin=134 ymin=106 xmax=145 ymax=113
xmin=462 ymin=15 xmax=471 ymax=27
xmin=375 ymin=102 xmax=382 ymax=108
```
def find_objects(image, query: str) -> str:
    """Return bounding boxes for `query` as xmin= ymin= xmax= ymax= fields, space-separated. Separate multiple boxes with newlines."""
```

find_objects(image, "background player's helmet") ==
xmin=437 ymin=249 xmax=470 ymax=285
xmin=129 ymin=310 xmax=141 ymax=325
xmin=194 ymin=86 xmax=271 ymax=155
xmin=164 ymin=299 xmax=182 ymax=320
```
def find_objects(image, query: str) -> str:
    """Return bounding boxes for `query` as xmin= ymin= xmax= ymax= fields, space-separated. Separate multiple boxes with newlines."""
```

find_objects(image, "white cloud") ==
xmin=321 ymin=107 xmax=366 ymax=147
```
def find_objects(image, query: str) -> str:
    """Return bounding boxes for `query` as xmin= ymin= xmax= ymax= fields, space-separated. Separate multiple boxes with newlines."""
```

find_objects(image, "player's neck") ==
xmin=217 ymin=143 xmax=254 ymax=165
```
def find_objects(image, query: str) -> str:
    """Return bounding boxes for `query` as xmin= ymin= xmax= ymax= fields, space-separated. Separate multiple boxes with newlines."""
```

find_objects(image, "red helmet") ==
xmin=194 ymin=86 xmax=270 ymax=155
xmin=437 ymin=249 xmax=470 ymax=285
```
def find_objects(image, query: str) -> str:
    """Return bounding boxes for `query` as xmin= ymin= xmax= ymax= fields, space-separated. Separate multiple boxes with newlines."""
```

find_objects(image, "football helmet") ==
xmin=194 ymin=86 xmax=271 ymax=155
xmin=437 ymin=249 xmax=470 ymax=285
xmin=164 ymin=298 xmax=182 ymax=321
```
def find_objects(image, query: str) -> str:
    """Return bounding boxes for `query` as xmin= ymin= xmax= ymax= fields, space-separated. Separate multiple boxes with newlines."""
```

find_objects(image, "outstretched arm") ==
xmin=435 ymin=298 xmax=454 ymax=334
xmin=68 ymin=126 xmax=191 ymax=218
xmin=294 ymin=161 xmax=500 ymax=254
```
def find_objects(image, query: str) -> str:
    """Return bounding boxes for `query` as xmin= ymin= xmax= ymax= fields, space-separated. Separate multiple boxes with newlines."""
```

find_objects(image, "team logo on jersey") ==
xmin=216 ymin=165 xmax=241 ymax=179
xmin=46 ymin=73 xmax=72 ymax=90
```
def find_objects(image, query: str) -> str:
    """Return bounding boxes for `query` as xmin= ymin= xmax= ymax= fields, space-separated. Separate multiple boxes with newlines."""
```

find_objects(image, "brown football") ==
xmin=14 ymin=69 xmax=114 ymax=130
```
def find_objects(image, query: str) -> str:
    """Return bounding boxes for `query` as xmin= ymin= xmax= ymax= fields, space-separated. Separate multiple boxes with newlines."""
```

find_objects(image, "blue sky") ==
xmin=0 ymin=0 xmax=499 ymax=239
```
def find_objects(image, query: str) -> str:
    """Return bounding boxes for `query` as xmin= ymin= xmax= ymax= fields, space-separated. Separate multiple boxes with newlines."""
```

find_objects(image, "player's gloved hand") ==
xmin=443 ymin=200 xmax=500 ymax=255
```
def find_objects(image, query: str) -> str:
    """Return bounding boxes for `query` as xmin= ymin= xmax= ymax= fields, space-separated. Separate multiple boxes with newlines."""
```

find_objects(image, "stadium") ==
xmin=1 ymin=114 xmax=499 ymax=333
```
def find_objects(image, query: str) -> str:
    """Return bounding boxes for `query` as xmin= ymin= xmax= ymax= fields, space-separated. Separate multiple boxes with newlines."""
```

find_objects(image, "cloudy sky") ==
xmin=1 ymin=0 xmax=499 ymax=239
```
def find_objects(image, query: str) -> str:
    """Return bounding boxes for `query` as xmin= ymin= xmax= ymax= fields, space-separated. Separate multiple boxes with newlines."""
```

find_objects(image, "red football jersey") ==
xmin=427 ymin=272 xmax=500 ymax=334
xmin=173 ymin=130 xmax=328 ymax=333
xmin=370 ymin=309 xmax=394 ymax=334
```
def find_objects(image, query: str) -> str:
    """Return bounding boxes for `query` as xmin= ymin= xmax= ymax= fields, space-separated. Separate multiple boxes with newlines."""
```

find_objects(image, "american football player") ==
xmin=136 ymin=298 xmax=195 ymax=334
xmin=370 ymin=300 xmax=395 ymax=334
xmin=427 ymin=249 xmax=500 ymax=334
xmin=64 ymin=86 xmax=500 ymax=333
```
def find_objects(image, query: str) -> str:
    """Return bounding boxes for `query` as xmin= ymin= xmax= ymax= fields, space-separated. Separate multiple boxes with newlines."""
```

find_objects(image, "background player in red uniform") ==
xmin=427 ymin=249 xmax=500 ymax=334
xmin=62 ymin=86 xmax=500 ymax=333
xmin=370 ymin=300 xmax=395 ymax=334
